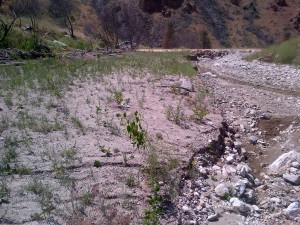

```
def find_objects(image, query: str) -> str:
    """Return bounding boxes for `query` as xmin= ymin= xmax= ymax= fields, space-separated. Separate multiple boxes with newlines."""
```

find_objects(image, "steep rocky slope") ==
xmin=82 ymin=0 xmax=300 ymax=48
xmin=1 ymin=0 xmax=298 ymax=48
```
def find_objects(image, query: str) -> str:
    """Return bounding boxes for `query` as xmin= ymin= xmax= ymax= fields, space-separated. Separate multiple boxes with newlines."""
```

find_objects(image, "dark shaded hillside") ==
xmin=194 ymin=0 xmax=230 ymax=47
xmin=1 ymin=0 xmax=299 ymax=48
xmin=132 ymin=0 xmax=299 ymax=48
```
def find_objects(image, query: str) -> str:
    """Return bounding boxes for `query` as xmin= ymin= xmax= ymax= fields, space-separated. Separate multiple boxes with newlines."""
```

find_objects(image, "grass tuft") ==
xmin=245 ymin=37 xmax=300 ymax=65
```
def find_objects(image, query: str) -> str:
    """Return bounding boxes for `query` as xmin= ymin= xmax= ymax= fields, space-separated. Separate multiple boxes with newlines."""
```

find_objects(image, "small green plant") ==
xmin=93 ymin=160 xmax=102 ymax=168
xmin=123 ymin=153 xmax=128 ymax=166
xmin=190 ymin=107 xmax=207 ymax=124
xmin=187 ymin=159 xmax=197 ymax=179
xmin=4 ymin=135 xmax=19 ymax=148
xmin=15 ymin=112 xmax=63 ymax=134
xmin=0 ymin=182 xmax=10 ymax=201
xmin=120 ymin=111 xmax=146 ymax=149
xmin=27 ymin=178 xmax=54 ymax=214
xmin=80 ymin=191 xmax=94 ymax=205
xmin=30 ymin=212 xmax=43 ymax=221
xmin=223 ymin=193 xmax=231 ymax=202
xmin=15 ymin=165 xmax=32 ymax=175
xmin=211 ymin=176 xmax=218 ymax=182
xmin=137 ymin=90 xmax=147 ymax=108
xmin=113 ymin=90 xmax=124 ymax=106
xmin=71 ymin=116 xmax=86 ymax=135
xmin=32 ymin=115 xmax=62 ymax=134
xmin=61 ymin=104 xmax=70 ymax=116
xmin=155 ymin=133 xmax=163 ymax=140
xmin=86 ymin=97 xmax=91 ymax=104
xmin=57 ymin=175 xmax=72 ymax=186
xmin=2 ymin=147 xmax=17 ymax=164
xmin=99 ymin=145 xmax=112 ymax=157
xmin=46 ymin=98 xmax=59 ymax=110
xmin=143 ymin=181 xmax=162 ymax=225
xmin=27 ymin=179 xmax=48 ymax=195
xmin=4 ymin=92 xmax=13 ymax=108
xmin=0 ymin=116 xmax=10 ymax=134
xmin=0 ymin=162 xmax=32 ymax=175
xmin=22 ymin=131 xmax=32 ymax=148
xmin=103 ymin=120 xmax=121 ymax=136
xmin=165 ymin=103 xmax=186 ymax=127
xmin=61 ymin=147 xmax=77 ymax=165
xmin=126 ymin=174 xmax=135 ymax=187
xmin=171 ymin=85 xmax=180 ymax=95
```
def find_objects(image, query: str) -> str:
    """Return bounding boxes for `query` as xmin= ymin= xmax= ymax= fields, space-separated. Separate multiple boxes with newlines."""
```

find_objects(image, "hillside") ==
xmin=1 ymin=0 xmax=299 ymax=49
xmin=76 ymin=0 xmax=299 ymax=48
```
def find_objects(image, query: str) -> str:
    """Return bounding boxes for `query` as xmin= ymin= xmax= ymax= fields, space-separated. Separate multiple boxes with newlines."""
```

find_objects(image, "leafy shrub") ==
xmin=93 ymin=160 xmax=102 ymax=168
xmin=120 ymin=111 xmax=146 ymax=149
xmin=245 ymin=36 xmax=300 ymax=65
xmin=165 ymin=103 xmax=186 ymax=127
xmin=3 ymin=29 xmax=40 ymax=51
xmin=200 ymin=30 xmax=211 ymax=49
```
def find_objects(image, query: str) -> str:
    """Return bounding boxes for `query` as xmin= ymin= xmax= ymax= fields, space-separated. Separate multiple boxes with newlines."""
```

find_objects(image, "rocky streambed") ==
xmin=173 ymin=50 xmax=300 ymax=225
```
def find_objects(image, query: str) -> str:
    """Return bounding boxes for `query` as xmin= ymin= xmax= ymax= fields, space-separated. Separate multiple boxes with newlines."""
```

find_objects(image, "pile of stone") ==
xmin=195 ymin=50 xmax=229 ymax=59
xmin=0 ymin=47 xmax=52 ymax=64
xmin=176 ymin=120 xmax=262 ymax=224
xmin=175 ymin=111 xmax=300 ymax=224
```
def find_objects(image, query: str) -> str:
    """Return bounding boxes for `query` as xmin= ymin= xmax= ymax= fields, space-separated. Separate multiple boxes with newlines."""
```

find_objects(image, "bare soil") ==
xmin=0 ymin=69 xmax=221 ymax=224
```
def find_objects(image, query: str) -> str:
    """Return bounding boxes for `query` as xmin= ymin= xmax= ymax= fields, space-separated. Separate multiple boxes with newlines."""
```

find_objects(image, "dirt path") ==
xmin=137 ymin=48 xmax=260 ymax=52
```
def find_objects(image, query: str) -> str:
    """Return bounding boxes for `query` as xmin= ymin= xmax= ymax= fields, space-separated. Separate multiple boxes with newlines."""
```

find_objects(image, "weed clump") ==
xmin=245 ymin=36 xmax=300 ymax=65
xmin=93 ymin=160 xmax=102 ymax=168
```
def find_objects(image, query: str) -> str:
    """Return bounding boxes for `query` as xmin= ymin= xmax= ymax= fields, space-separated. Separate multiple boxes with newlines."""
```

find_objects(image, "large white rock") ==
xmin=53 ymin=40 xmax=67 ymax=47
xmin=177 ymin=78 xmax=194 ymax=92
xmin=283 ymin=173 xmax=300 ymax=185
xmin=201 ymin=72 xmax=217 ymax=78
xmin=215 ymin=183 xmax=233 ymax=197
xmin=283 ymin=202 xmax=300 ymax=218
xmin=268 ymin=151 xmax=300 ymax=174
xmin=234 ymin=180 xmax=246 ymax=197
xmin=230 ymin=197 xmax=251 ymax=213
xmin=237 ymin=163 xmax=252 ymax=177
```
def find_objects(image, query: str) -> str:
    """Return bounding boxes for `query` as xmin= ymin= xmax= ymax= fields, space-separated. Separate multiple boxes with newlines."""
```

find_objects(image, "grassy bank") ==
xmin=0 ymin=52 xmax=196 ymax=97
xmin=245 ymin=37 xmax=300 ymax=65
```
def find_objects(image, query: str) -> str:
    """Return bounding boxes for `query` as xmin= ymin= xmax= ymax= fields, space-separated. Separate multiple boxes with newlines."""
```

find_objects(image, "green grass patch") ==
xmin=1 ymin=28 xmax=39 ymax=51
xmin=71 ymin=116 xmax=86 ymax=135
xmin=0 ymin=52 xmax=196 ymax=96
xmin=16 ymin=111 xmax=63 ymax=134
xmin=245 ymin=37 xmax=300 ymax=65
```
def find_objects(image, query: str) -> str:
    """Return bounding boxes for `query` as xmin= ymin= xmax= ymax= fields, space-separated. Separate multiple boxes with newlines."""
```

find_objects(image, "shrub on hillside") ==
xmin=200 ymin=30 xmax=211 ymax=49
xmin=230 ymin=0 xmax=240 ymax=7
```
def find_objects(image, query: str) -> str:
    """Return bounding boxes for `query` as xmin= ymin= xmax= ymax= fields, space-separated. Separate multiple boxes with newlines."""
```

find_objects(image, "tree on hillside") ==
xmin=200 ymin=30 xmax=211 ymax=49
xmin=89 ymin=2 xmax=121 ymax=50
xmin=48 ymin=0 xmax=77 ymax=38
xmin=23 ymin=0 xmax=41 ymax=49
xmin=230 ymin=0 xmax=240 ymax=7
xmin=23 ymin=0 xmax=40 ymax=30
xmin=163 ymin=22 xmax=175 ymax=48
xmin=91 ymin=0 xmax=151 ymax=50
xmin=0 ymin=0 xmax=28 ymax=47
xmin=120 ymin=1 xmax=151 ymax=50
